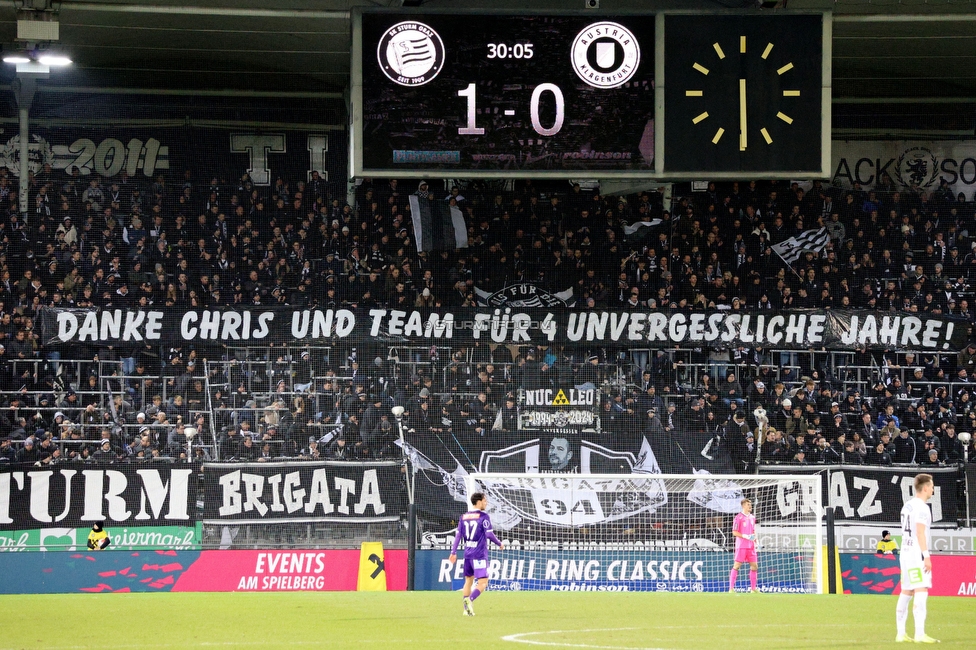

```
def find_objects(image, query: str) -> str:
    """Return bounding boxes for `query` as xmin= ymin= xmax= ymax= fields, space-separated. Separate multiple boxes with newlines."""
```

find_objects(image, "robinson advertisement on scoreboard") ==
xmin=39 ymin=307 xmax=970 ymax=351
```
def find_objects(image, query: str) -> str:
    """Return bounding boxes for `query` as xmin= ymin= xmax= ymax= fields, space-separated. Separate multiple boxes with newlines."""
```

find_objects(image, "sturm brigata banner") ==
xmin=201 ymin=461 xmax=405 ymax=524
xmin=0 ymin=463 xmax=195 ymax=530
xmin=39 ymin=307 xmax=970 ymax=351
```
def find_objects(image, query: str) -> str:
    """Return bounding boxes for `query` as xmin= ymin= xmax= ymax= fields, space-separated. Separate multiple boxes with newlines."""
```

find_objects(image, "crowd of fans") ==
xmin=0 ymin=161 xmax=975 ymax=470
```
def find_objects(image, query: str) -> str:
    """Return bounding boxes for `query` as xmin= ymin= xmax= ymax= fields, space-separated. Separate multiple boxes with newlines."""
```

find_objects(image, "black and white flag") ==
xmin=409 ymin=195 xmax=468 ymax=252
xmin=622 ymin=219 xmax=664 ymax=244
xmin=771 ymin=227 xmax=830 ymax=266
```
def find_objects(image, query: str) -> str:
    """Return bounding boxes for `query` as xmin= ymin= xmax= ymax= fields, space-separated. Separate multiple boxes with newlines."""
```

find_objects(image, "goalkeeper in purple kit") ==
xmin=449 ymin=491 xmax=502 ymax=616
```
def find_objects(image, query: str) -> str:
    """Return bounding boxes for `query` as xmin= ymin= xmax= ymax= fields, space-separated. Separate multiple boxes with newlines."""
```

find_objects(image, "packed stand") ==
xmin=0 ymin=162 xmax=975 ymax=469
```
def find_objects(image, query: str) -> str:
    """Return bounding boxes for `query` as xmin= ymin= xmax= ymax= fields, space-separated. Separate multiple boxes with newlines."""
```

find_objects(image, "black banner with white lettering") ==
xmin=0 ymin=463 xmax=196 ymax=530
xmin=38 ymin=307 xmax=971 ymax=351
xmin=200 ymin=461 xmax=405 ymax=524
xmin=7 ymin=125 xmax=345 ymax=192
xmin=759 ymin=464 xmax=963 ymax=525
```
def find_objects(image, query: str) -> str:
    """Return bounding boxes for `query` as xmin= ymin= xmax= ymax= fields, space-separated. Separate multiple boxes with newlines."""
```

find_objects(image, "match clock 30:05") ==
xmin=355 ymin=12 xmax=657 ymax=177
xmin=663 ymin=14 xmax=827 ymax=174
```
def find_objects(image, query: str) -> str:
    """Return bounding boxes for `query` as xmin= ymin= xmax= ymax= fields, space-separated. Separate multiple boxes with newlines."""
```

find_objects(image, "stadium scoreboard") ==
xmin=350 ymin=10 xmax=831 ymax=179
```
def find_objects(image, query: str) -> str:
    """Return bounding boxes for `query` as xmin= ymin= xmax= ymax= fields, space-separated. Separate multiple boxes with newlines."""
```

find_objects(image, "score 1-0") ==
xmin=457 ymin=83 xmax=566 ymax=137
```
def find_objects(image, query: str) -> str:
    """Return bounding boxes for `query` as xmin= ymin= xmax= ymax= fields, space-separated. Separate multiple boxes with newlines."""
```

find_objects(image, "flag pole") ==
xmin=772 ymin=247 xmax=807 ymax=283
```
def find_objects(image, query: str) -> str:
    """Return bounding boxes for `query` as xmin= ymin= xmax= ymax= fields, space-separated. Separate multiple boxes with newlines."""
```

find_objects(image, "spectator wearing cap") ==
xmin=238 ymin=435 xmax=259 ymax=461
xmin=572 ymin=354 xmax=600 ymax=388
xmin=769 ymin=397 xmax=791 ymax=432
xmin=92 ymin=439 xmax=116 ymax=462
xmin=725 ymin=411 xmax=751 ymax=473
xmin=783 ymin=403 xmax=808 ymax=440
xmin=958 ymin=341 xmax=976 ymax=376
xmin=923 ymin=448 xmax=943 ymax=466
xmin=876 ymin=530 xmax=899 ymax=555
xmin=644 ymin=407 xmax=664 ymax=438
xmin=721 ymin=372 xmax=745 ymax=409
xmin=748 ymin=380 xmax=768 ymax=408
xmin=827 ymin=412 xmax=849 ymax=443
xmin=495 ymin=395 xmax=518 ymax=432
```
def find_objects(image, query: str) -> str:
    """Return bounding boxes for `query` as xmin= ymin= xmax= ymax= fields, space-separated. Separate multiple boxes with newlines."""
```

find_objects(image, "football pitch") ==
xmin=1 ymin=592 xmax=971 ymax=649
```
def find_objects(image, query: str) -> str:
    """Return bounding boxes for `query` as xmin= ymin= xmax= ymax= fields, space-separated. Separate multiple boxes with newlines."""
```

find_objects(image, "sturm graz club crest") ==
xmin=894 ymin=146 xmax=940 ymax=190
xmin=377 ymin=21 xmax=445 ymax=87
xmin=474 ymin=284 xmax=575 ymax=308
xmin=571 ymin=21 xmax=641 ymax=89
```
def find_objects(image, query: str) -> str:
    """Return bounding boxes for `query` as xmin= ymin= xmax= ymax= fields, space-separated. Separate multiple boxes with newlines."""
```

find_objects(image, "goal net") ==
xmin=465 ymin=473 xmax=823 ymax=594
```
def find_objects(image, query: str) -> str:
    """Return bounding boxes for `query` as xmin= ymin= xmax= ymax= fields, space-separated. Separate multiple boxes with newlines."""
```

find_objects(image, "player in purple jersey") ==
xmin=449 ymin=491 xmax=502 ymax=616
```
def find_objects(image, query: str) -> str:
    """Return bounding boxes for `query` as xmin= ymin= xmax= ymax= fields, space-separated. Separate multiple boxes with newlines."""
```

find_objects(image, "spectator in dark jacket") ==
xmin=866 ymin=443 xmax=893 ymax=466
xmin=892 ymin=428 xmax=917 ymax=464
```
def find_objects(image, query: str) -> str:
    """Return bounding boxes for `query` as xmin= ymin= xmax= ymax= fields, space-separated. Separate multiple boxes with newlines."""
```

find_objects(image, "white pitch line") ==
xmin=501 ymin=628 xmax=665 ymax=650
xmin=500 ymin=622 xmax=941 ymax=650
xmin=0 ymin=641 xmax=438 ymax=650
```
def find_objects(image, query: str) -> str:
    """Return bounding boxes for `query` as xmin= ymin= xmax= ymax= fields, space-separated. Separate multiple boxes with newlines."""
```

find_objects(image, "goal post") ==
xmin=465 ymin=472 xmax=823 ymax=594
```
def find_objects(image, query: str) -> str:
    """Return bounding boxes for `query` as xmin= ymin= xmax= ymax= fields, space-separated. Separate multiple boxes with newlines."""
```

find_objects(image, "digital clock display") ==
xmin=353 ymin=11 xmax=657 ymax=177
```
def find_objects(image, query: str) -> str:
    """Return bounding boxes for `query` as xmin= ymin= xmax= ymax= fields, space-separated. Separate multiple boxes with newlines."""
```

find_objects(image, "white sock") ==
xmin=896 ymin=593 xmax=911 ymax=636
xmin=913 ymin=591 xmax=927 ymax=638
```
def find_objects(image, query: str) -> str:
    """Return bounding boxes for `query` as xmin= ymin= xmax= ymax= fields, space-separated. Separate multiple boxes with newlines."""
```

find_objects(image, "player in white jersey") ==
xmin=895 ymin=473 xmax=938 ymax=644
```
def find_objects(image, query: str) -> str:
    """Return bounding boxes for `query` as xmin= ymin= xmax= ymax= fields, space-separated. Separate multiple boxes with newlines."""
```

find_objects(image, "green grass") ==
xmin=0 ymin=592 xmax=972 ymax=649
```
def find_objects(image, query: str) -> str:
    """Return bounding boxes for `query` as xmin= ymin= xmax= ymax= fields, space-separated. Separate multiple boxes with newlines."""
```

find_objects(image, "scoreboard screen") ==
xmin=352 ymin=12 xmax=657 ymax=177
xmin=350 ymin=10 xmax=831 ymax=179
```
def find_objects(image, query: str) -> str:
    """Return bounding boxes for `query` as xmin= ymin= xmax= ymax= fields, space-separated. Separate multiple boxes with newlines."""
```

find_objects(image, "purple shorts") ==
xmin=734 ymin=547 xmax=758 ymax=564
xmin=463 ymin=557 xmax=489 ymax=579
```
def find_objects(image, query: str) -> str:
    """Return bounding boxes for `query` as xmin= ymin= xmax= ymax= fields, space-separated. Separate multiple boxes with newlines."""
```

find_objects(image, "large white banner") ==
xmin=831 ymin=140 xmax=976 ymax=197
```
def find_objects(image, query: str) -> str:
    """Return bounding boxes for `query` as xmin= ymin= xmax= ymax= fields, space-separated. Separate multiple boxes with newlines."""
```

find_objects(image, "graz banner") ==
xmin=39 ymin=307 xmax=970 ymax=351
xmin=0 ymin=463 xmax=195 ymax=530
xmin=201 ymin=461 xmax=405 ymax=524
xmin=832 ymin=140 xmax=976 ymax=196
xmin=759 ymin=464 xmax=963 ymax=525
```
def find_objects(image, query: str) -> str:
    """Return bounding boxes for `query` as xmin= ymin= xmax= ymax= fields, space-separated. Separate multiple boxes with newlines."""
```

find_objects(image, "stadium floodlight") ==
xmin=3 ymin=53 xmax=71 ymax=66
xmin=37 ymin=55 xmax=71 ymax=67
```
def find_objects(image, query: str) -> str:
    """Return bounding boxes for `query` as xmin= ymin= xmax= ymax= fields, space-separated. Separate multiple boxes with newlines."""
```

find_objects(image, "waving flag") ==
xmin=771 ymin=227 xmax=830 ymax=266
xmin=622 ymin=219 xmax=664 ymax=245
xmin=409 ymin=195 xmax=468 ymax=252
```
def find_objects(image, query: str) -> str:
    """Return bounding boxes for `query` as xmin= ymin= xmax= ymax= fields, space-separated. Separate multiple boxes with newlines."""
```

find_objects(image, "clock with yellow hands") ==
xmin=663 ymin=14 xmax=828 ymax=175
